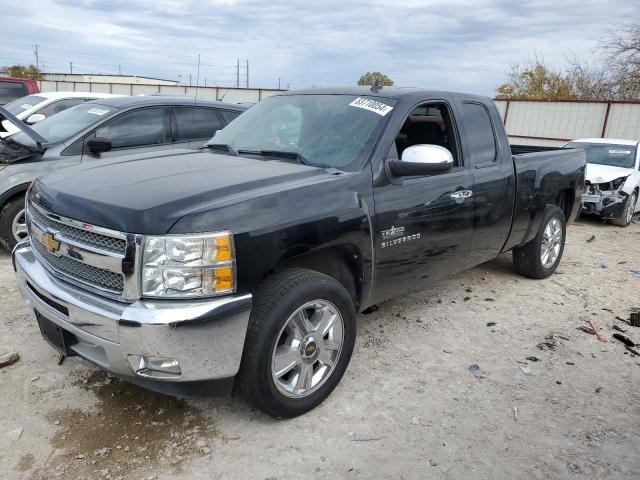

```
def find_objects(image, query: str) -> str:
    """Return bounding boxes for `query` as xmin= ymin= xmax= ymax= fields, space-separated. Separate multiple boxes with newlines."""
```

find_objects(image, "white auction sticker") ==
xmin=609 ymin=149 xmax=631 ymax=155
xmin=87 ymin=108 xmax=110 ymax=116
xmin=20 ymin=104 xmax=32 ymax=110
xmin=349 ymin=97 xmax=393 ymax=116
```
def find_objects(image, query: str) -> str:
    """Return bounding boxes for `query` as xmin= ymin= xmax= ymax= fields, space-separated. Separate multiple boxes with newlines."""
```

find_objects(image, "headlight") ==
xmin=610 ymin=176 xmax=628 ymax=190
xmin=142 ymin=232 xmax=235 ymax=298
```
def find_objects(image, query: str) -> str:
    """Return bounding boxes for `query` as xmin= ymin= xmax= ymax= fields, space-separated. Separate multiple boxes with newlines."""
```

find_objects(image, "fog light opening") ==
xmin=128 ymin=355 xmax=182 ymax=379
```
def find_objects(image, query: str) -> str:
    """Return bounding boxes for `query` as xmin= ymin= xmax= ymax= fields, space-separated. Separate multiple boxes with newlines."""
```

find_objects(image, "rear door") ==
xmin=371 ymin=98 xmax=475 ymax=301
xmin=81 ymin=107 xmax=172 ymax=161
xmin=455 ymin=99 xmax=515 ymax=268
xmin=170 ymin=106 xmax=223 ymax=149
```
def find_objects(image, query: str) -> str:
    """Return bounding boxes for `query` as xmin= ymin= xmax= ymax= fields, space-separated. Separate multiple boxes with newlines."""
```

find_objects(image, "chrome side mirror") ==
xmin=389 ymin=144 xmax=454 ymax=176
xmin=25 ymin=113 xmax=46 ymax=125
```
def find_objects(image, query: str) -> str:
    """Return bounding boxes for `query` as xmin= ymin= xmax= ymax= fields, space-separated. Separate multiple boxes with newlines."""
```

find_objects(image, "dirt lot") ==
xmin=1 ymin=216 xmax=639 ymax=480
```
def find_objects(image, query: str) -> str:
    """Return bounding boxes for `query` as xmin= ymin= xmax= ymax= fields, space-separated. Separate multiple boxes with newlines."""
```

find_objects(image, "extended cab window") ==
xmin=174 ymin=107 xmax=222 ymax=142
xmin=36 ymin=98 xmax=88 ymax=118
xmin=95 ymin=108 xmax=165 ymax=149
xmin=395 ymin=103 xmax=460 ymax=166
xmin=462 ymin=103 xmax=497 ymax=165
xmin=220 ymin=110 xmax=241 ymax=125
xmin=0 ymin=82 xmax=27 ymax=104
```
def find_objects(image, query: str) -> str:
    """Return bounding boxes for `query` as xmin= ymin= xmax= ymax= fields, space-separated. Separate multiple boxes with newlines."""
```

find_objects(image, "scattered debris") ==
xmin=513 ymin=406 xmax=518 ymax=421
xmin=595 ymin=387 xmax=602 ymax=393
xmin=537 ymin=334 xmax=562 ymax=351
xmin=586 ymin=235 xmax=595 ymax=243
xmin=526 ymin=356 xmax=539 ymax=362
xmin=630 ymin=312 xmax=640 ymax=327
xmin=484 ymin=298 xmax=495 ymax=302
xmin=612 ymin=333 xmax=635 ymax=348
xmin=6 ymin=427 xmax=23 ymax=442
xmin=577 ymin=326 xmax=596 ymax=335
xmin=600 ymin=262 xmax=608 ymax=269
xmin=630 ymin=269 xmax=640 ymax=278
xmin=612 ymin=325 xmax=627 ymax=333
xmin=463 ymin=296 xmax=471 ymax=301
xmin=556 ymin=381 xmax=562 ymax=385
xmin=468 ymin=363 xmax=480 ymax=374
xmin=351 ymin=437 xmax=384 ymax=442
xmin=57 ymin=354 xmax=65 ymax=366
xmin=0 ymin=351 xmax=19 ymax=368
xmin=566 ymin=361 xmax=575 ymax=365
xmin=601 ymin=307 xmax=613 ymax=312
xmin=486 ymin=321 xmax=496 ymax=327
xmin=625 ymin=346 xmax=640 ymax=356
xmin=589 ymin=319 xmax=607 ymax=342
xmin=361 ymin=305 xmax=379 ymax=315
xmin=519 ymin=366 xmax=531 ymax=374
xmin=465 ymin=287 xmax=473 ymax=293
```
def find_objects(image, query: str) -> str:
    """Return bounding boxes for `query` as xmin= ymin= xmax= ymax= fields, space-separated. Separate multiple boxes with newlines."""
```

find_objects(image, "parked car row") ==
xmin=0 ymin=95 xmax=246 ymax=248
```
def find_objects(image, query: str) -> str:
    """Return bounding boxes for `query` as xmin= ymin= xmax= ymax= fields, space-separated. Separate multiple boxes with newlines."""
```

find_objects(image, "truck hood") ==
xmin=585 ymin=163 xmax=634 ymax=184
xmin=31 ymin=149 xmax=330 ymax=234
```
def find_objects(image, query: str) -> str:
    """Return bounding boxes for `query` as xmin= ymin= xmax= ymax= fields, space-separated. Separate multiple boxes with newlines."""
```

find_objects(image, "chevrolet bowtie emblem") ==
xmin=42 ymin=233 xmax=61 ymax=253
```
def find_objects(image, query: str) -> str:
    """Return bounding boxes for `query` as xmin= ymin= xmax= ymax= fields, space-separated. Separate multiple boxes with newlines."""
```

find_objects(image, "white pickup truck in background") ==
xmin=567 ymin=138 xmax=640 ymax=227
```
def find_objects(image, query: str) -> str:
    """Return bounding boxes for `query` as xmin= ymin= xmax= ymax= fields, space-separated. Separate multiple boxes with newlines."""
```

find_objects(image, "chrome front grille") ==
xmin=28 ymin=206 xmax=127 ymax=254
xmin=32 ymin=239 xmax=124 ymax=293
xmin=26 ymin=202 xmax=139 ymax=301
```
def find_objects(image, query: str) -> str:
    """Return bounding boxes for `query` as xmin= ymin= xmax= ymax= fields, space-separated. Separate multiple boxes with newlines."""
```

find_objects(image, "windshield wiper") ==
xmin=201 ymin=143 xmax=238 ymax=156
xmin=238 ymin=149 xmax=311 ymax=166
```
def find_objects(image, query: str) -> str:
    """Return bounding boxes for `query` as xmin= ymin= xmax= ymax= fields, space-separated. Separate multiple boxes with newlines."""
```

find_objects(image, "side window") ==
xmin=394 ymin=102 xmax=460 ymax=166
xmin=173 ymin=107 xmax=222 ymax=142
xmin=462 ymin=103 xmax=497 ymax=165
xmin=36 ymin=98 xmax=87 ymax=118
xmin=0 ymin=82 xmax=27 ymax=104
xmin=95 ymin=108 xmax=165 ymax=149
xmin=220 ymin=110 xmax=241 ymax=125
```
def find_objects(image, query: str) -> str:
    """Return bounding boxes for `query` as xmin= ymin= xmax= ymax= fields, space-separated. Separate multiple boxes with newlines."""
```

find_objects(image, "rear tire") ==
xmin=0 ymin=196 xmax=28 ymax=251
xmin=513 ymin=205 xmax=566 ymax=279
xmin=236 ymin=268 xmax=356 ymax=418
xmin=611 ymin=192 xmax=636 ymax=227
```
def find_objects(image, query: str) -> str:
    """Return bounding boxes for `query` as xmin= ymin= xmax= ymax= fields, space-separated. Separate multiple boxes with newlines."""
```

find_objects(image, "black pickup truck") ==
xmin=13 ymin=87 xmax=585 ymax=417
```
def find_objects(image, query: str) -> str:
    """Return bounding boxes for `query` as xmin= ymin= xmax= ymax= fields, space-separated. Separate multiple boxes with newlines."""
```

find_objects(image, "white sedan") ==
xmin=0 ymin=91 xmax=123 ymax=138
xmin=566 ymin=138 xmax=640 ymax=227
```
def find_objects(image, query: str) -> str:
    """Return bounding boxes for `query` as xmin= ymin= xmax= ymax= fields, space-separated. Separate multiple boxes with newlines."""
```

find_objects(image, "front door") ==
xmin=371 ymin=100 xmax=475 ymax=302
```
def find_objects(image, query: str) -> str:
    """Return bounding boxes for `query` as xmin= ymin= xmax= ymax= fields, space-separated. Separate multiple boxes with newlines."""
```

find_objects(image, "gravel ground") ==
xmin=1 ymin=215 xmax=639 ymax=480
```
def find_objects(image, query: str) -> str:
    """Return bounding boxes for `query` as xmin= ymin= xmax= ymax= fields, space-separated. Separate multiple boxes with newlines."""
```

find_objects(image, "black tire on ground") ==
xmin=0 ymin=196 xmax=26 ymax=252
xmin=512 ymin=205 xmax=566 ymax=279
xmin=611 ymin=192 xmax=637 ymax=227
xmin=236 ymin=268 xmax=356 ymax=418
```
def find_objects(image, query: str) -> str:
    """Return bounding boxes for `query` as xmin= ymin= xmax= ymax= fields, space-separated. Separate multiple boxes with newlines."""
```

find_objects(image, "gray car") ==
xmin=0 ymin=96 xmax=246 ymax=249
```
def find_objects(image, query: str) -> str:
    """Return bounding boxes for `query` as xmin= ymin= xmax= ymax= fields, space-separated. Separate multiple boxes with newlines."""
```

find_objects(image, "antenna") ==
xmin=370 ymin=76 xmax=382 ymax=92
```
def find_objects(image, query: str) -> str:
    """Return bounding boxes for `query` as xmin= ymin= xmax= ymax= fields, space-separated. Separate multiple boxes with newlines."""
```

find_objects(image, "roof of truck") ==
xmin=278 ymin=86 xmax=490 ymax=103
xmin=86 ymin=95 xmax=246 ymax=111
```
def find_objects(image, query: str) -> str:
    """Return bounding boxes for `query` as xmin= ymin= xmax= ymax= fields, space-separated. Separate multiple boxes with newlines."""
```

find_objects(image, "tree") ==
xmin=7 ymin=64 xmax=42 ymax=80
xmin=496 ymin=58 xmax=574 ymax=100
xmin=357 ymin=72 xmax=394 ymax=87
xmin=600 ymin=23 xmax=640 ymax=99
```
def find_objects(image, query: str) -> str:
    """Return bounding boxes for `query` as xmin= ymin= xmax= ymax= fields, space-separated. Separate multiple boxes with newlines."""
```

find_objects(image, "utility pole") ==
xmin=69 ymin=62 xmax=73 ymax=74
xmin=246 ymin=60 xmax=249 ymax=88
xmin=278 ymin=77 xmax=281 ymax=89
xmin=118 ymin=64 xmax=122 ymax=75
xmin=196 ymin=54 xmax=201 ymax=87
xmin=189 ymin=74 xmax=192 ymax=86
xmin=204 ymin=77 xmax=207 ymax=87
xmin=236 ymin=59 xmax=240 ymax=88
xmin=33 ymin=44 xmax=39 ymax=71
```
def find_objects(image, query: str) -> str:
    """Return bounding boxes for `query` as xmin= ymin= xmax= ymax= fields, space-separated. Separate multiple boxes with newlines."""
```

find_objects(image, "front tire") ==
xmin=237 ymin=268 xmax=356 ymax=418
xmin=513 ymin=205 xmax=566 ymax=279
xmin=611 ymin=192 xmax=637 ymax=227
xmin=0 ymin=197 xmax=28 ymax=251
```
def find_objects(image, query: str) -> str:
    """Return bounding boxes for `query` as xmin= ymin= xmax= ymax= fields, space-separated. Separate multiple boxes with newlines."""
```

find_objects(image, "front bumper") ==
xmin=581 ymin=191 xmax=627 ymax=219
xmin=13 ymin=241 xmax=252 ymax=394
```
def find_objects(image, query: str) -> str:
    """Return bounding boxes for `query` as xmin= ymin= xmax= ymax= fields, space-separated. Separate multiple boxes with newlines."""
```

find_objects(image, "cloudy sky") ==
xmin=2 ymin=0 xmax=638 ymax=95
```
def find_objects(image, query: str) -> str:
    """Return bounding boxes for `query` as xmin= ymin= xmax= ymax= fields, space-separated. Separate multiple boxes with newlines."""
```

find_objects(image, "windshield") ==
xmin=567 ymin=142 xmax=637 ymax=168
xmin=9 ymin=102 xmax=115 ymax=147
xmin=208 ymin=94 xmax=395 ymax=170
xmin=3 ymin=95 xmax=47 ymax=115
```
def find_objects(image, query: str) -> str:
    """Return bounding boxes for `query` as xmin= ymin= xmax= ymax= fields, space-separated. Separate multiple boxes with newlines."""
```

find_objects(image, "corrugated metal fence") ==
xmin=38 ymin=80 xmax=284 ymax=104
xmin=494 ymin=99 xmax=640 ymax=146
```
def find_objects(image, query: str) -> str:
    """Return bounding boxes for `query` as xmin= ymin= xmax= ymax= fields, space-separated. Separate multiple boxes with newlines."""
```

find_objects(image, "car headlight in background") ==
xmin=142 ymin=232 xmax=235 ymax=298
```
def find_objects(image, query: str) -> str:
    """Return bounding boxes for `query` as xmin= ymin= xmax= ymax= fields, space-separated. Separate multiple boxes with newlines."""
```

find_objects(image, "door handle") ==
xmin=450 ymin=190 xmax=473 ymax=202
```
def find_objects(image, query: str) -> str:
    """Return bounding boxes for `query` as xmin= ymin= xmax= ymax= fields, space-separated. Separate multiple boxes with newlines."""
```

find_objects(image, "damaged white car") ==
xmin=566 ymin=138 xmax=639 ymax=227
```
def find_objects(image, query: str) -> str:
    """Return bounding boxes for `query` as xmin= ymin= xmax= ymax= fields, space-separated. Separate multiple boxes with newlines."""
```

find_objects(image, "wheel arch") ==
xmin=0 ymin=182 xmax=32 ymax=212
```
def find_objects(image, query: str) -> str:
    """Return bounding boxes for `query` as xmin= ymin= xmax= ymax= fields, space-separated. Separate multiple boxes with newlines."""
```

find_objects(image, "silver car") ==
xmin=0 ymin=96 xmax=246 ymax=249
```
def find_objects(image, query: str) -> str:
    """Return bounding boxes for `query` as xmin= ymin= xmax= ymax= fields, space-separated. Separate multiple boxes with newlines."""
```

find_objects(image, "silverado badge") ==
xmin=380 ymin=225 xmax=420 ymax=248
xmin=42 ymin=232 xmax=61 ymax=254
